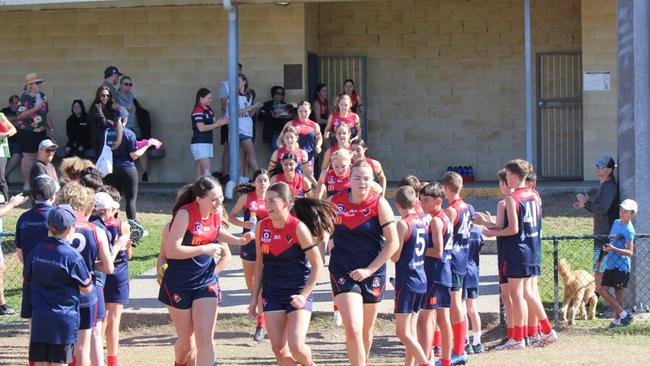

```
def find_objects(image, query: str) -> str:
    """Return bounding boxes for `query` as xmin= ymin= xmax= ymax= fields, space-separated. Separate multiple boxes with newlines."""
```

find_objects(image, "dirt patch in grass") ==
xmin=2 ymin=314 xmax=650 ymax=366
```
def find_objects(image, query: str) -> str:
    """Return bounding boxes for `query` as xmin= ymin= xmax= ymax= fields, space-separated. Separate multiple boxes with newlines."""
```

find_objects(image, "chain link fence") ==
xmin=499 ymin=234 xmax=650 ymax=327
xmin=0 ymin=232 xmax=19 ymax=318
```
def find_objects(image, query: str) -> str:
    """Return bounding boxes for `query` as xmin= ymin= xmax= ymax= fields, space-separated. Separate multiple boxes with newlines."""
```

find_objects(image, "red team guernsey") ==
xmin=275 ymin=145 xmax=307 ymax=171
xmin=276 ymin=173 xmax=306 ymax=197
xmin=329 ymin=191 xmax=385 ymax=276
xmin=259 ymin=215 xmax=310 ymax=303
xmin=324 ymin=168 xmax=350 ymax=197
xmin=240 ymin=191 xmax=268 ymax=261
xmin=330 ymin=111 xmax=359 ymax=139
xmin=163 ymin=201 xmax=221 ymax=290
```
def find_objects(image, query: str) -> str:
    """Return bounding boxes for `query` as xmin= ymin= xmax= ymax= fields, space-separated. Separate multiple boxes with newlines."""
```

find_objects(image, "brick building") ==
xmin=0 ymin=0 xmax=618 ymax=183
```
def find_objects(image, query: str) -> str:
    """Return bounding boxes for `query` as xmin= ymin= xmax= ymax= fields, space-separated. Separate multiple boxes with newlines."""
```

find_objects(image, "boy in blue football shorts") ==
xmin=599 ymin=199 xmax=637 ymax=327
xmin=392 ymin=186 xmax=431 ymax=366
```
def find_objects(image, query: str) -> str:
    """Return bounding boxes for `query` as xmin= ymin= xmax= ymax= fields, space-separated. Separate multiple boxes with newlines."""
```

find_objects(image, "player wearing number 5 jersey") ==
xmin=392 ymin=186 xmax=431 ymax=366
xmin=442 ymin=172 xmax=471 ymax=363
xmin=59 ymin=182 xmax=116 ymax=366
xmin=483 ymin=160 xmax=557 ymax=350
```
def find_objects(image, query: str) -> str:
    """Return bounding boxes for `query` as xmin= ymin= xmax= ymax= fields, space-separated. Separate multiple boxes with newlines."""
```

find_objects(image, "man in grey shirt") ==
xmin=574 ymin=155 xmax=619 ymax=286
xmin=102 ymin=66 xmax=123 ymax=110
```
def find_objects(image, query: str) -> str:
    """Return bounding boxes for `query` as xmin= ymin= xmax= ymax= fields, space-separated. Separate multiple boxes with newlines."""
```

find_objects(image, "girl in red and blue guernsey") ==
xmin=268 ymin=125 xmax=309 ymax=176
xmin=229 ymin=169 xmax=271 ymax=342
xmin=248 ymin=182 xmax=334 ymax=366
xmin=280 ymin=101 xmax=322 ymax=171
xmin=159 ymin=176 xmax=253 ymax=366
xmin=328 ymin=160 xmax=398 ymax=366
xmin=270 ymin=153 xmax=316 ymax=199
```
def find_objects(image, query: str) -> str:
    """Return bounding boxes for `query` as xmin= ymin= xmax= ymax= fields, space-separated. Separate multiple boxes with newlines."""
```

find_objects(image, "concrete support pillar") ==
xmin=617 ymin=0 xmax=650 ymax=309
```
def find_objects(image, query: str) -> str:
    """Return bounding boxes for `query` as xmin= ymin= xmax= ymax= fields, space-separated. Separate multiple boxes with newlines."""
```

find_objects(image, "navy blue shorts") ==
xmin=239 ymin=239 xmax=256 ymax=262
xmin=96 ymin=285 xmax=106 ymax=321
xmin=79 ymin=302 xmax=98 ymax=330
xmin=29 ymin=342 xmax=74 ymax=364
xmin=463 ymin=287 xmax=479 ymax=300
xmin=159 ymin=281 xmax=221 ymax=310
xmin=421 ymin=282 xmax=451 ymax=310
xmin=9 ymin=141 xmax=21 ymax=155
xmin=330 ymin=272 xmax=385 ymax=304
xmin=394 ymin=288 xmax=425 ymax=314
xmin=239 ymin=134 xmax=252 ymax=142
xmin=105 ymin=262 xmax=130 ymax=305
xmin=506 ymin=262 xmax=537 ymax=279
xmin=262 ymin=294 xmax=313 ymax=313
xmin=450 ymin=273 xmax=464 ymax=291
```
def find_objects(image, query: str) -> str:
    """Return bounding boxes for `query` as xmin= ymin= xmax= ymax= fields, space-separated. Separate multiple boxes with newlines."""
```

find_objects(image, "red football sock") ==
xmin=29 ymin=362 xmax=35 ymax=366
xmin=539 ymin=318 xmax=552 ymax=334
xmin=452 ymin=321 xmax=466 ymax=355
xmin=433 ymin=330 xmax=442 ymax=347
xmin=527 ymin=325 xmax=539 ymax=337
xmin=440 ymin=359 xmax=452 ymax=366
xmin=513 ymin=326 xmax=524 ymax=342
xmin=68 ymin=357 xmax=77 ymax=366
xmin=507 ymin=327 xmax=514 ymax=339
xmin=257 ymin=313 xmax=266 ymax=328
xmin=174 ymin=362 xmax=188 ymax=366
xmin=107 ymin=355 xmax=118 ymax=366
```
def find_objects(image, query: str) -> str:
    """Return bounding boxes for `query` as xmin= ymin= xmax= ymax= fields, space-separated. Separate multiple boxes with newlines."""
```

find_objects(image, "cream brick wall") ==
xmin=0 ymin=4 xmax=307 ymax=183
xmin=318 ymin=0 xmax=582 ymax=181
xmin=581 ymin=0 xmax=617 ymax=178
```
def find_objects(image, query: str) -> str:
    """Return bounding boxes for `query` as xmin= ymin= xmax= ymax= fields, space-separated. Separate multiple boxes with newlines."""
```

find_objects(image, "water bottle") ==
xmin=249 ymin=212 xmax=257 ymax=235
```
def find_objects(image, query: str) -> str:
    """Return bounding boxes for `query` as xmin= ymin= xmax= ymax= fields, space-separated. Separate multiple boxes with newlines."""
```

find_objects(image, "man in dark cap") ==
xmin=102 ymin=66 xmax=123 ymax=111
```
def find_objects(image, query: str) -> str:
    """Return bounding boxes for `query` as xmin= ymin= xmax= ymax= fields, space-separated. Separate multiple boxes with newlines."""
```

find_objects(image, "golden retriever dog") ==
xmin=558 ymin=258 xmax=597 ymax=324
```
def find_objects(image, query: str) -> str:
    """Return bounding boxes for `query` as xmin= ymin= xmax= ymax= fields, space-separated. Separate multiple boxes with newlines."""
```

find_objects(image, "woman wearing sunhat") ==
xmin=15 ymin=73 xmax=57 ymax=190
xmin=573 ymin=155 xmax=620 ymax=288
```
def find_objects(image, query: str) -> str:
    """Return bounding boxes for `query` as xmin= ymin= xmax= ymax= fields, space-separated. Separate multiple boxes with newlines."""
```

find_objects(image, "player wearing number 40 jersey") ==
xmin=442 ymin=172 xmax=471 ymax=363
xmin=483 ymin=160 xmax=557 ymax=350
xmin=391 ymin=186 xmax=431 ymax=366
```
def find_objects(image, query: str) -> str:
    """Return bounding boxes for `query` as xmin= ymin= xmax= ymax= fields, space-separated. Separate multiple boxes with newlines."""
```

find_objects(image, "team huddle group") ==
xmin=18 ymin=105 xmax=557 ymax=366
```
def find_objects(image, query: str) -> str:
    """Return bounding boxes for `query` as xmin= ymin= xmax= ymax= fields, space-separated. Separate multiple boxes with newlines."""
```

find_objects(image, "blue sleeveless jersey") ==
xmin=502 ymin=188 xmax=540 ymax=266
xmin=70 ymin=212 xmax=101 ymax=307
xmin=395 ymin=214 xmax=428 ymax=293
xmin=260 ymin=215 xmax=310 ymax=302
xmin=448 ymin=199 xmax=471 ymax=276
xmin=330 ymin=191 xmax=385 ymax=276
xmin=424 ymin=211 xmax=453 ymax=287
xmin=464 ymin=225 xmax=483 ymax=289
xmin=89 ymin=216 xmax=111 ymax=287
xmin=163 ymin=202 xmax=220 ymax=290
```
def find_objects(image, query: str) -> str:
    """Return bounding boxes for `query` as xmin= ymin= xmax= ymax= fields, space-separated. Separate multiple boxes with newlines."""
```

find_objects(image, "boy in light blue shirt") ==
xmin=600 ymin=199 xmax=637 ymax=327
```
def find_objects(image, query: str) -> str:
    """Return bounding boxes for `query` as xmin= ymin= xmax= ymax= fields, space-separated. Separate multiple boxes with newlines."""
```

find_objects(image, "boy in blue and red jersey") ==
xmin=417 ymin=182 xmax=454 ymax=366
xmin=442 ymin=172 xmax=471 ymax=363
xmin=24 ymin=205 xmax=94 ymax=366
xmin=463 ymin=219 xmax=484 ymax=354
xmin=391 ymin=186 xmax=430 ymax=366
xmin=484 ymin=159 xmax=557 ymax=350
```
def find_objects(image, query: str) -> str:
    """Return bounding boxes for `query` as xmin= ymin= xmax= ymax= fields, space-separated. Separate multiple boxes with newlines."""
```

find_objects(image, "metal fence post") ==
xmin=553 ymin=238 xmax=560 ymax=327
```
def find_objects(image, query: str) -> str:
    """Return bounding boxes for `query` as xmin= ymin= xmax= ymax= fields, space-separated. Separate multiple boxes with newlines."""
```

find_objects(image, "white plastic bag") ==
xmin=96 ymin=129 xmax=113 ymax=177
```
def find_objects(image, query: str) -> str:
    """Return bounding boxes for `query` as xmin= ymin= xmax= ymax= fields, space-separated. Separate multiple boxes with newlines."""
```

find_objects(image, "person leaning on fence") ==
xmin=0 ymin=193 xmax=29 ymax=316
xmin=573 ymin=155 xmax=619 ymax=279
xmin=599 ymin=199 xmax=637 ymax=328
